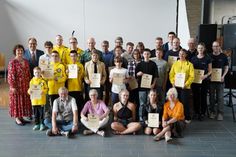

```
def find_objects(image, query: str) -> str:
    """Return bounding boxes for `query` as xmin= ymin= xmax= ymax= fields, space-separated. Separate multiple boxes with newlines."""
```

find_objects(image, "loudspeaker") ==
xmin=197 ymin=24 xmax=217 ymax=53
xmin=223 ymin=24 xmax=236 ymax=49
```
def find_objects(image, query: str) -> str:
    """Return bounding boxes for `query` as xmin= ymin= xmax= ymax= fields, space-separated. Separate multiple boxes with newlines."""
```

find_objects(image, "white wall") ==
xmin=0 ymin=0 xmax=190 ymax=65
xmin=209 ymin=0 xmax=236 ymax=24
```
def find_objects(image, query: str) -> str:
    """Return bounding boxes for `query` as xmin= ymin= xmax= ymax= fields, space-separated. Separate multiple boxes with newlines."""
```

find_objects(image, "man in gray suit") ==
xmin=24 ymin=37 xmax=44 ymax=77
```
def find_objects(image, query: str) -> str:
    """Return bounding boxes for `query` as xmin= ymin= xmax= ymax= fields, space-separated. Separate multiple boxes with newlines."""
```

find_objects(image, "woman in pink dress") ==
xmin=8 ymin=44 xmax=32 ymax=125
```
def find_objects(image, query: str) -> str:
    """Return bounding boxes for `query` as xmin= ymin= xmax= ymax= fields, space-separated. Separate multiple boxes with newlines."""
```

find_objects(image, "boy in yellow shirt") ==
xmin=66 ymin=50 xmax=85 ymax=115
xmin=28 ymin=67 xmax=48 ymax=131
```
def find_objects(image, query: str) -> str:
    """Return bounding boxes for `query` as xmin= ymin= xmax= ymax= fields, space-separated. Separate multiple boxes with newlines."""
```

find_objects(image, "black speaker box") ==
xmin=197 ymin=24 xmax=217 ymax=53
xmin=223 ymin=24 xmax=236 ymax=49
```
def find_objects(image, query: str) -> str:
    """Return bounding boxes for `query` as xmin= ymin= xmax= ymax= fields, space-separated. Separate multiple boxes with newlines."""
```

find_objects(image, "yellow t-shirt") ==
xmin=66 ymin=61 xmax=85 ymax=92
xmin=28 ymin=77 xmax=48 ymax=106
xmin=53 ymin=45 xmax=69 ymax=64
xmin=47 ymin=62 xmax=67 ymax=95
xmin=65 ymin=48 xmax=83 ymax=64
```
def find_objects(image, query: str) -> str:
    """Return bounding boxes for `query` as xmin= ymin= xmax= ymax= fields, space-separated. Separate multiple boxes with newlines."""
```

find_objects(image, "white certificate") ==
xmin=168 ymin=56 xmax=178 ymax=67
xmin=90 ymin=73 xmax=101 ymax=88
xmin=43 ymin=64 xmax=54 ymax=79
xmin=175 ymin=73 xmax=186 ymax=88
xmin=113 ymin=73 xmax=124 ymax=85
xmin=148 ymin=113 xmax=159 ymax=128
xmin=68 ymin=64 xmax=78 ymax=79
xmin=30 ymin=85 xmax=42 ymax=100
xmin=39 ymin=59 xmax=49 ymax=70
xmin=128 ymin=77 xmax=138 ymax=90
xmin=193 ymin=69 xmax=204 ymax=84
xmin=87 ymin=114 xmax=99 ymax=128
xmin=141 ymin=74 xmax=152 ymax=88
xmin=211 ymin=68 xmax=222 ymax=82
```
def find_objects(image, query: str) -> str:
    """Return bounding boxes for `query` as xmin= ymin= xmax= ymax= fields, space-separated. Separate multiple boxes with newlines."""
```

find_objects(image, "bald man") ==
xmin=186 ymin=38 xmax=197 ymax=61
xmin=80 ymin=37 xmax=104 ymax=65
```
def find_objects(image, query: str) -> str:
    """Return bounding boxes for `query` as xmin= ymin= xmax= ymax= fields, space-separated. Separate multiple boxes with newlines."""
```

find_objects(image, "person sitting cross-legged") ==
xmin=80 ymin=89 xmax=110 ymax=137
xmin=44 ymin=87 xmax=78 ymax=138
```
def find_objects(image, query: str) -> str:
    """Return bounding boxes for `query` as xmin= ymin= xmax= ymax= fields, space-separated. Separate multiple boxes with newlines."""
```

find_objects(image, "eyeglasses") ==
xmin=51 ymin=55 xmax=59 ymax=57
xmin=45 ymin=47 xmax=52 ymax=49
xmin=70 ymin=41 xmax=77 ymax=44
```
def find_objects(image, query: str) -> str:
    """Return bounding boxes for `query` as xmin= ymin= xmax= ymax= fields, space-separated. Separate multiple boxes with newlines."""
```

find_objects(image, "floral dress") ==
xmin=8 ymin=58 xmax=32 ymax=118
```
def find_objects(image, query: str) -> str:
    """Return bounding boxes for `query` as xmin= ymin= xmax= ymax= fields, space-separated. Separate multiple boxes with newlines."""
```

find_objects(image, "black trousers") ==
xmin=69 ymin=91 xmax=84 ymax=116
xmin=191 ymin=80 xmax=208 ymax=115
xmin=176 ymin=88 xmax=191 ymax=120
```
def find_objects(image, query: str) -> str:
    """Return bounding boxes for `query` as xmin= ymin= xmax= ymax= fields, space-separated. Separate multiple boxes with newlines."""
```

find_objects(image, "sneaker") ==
xmin=83 ymin=129 xmax=94 ymax=135
xmin=209 ymin=112 xmax=216 ymax=119
xmin=46 ymin=129 xmax=54 ymax=136
xmin=217 ymin=113 xmax=223 ymax=121
xmin=165 ymin=136 xmax=173 ymax=142
xmin=153 ymin=135 xmax=163 ymax=141
xmin=97 ymin=130 xmax=105 ymax=137
xmin=185 ymin=120 xmax=191 ymax=124
xmin=39 ymin=124 xmax=46 ymax=131
xmin=32 ymin=125 xmax=40 ymax=131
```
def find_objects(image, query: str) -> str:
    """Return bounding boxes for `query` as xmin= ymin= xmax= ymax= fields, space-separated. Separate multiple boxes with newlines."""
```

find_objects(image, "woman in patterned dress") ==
xmin=8 ymin=44 xmax=32 ymax=125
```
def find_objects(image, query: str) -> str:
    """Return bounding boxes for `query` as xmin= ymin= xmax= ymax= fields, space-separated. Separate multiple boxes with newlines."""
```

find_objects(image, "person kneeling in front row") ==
xmin=44 ymin=87 xmax=78 ymax=138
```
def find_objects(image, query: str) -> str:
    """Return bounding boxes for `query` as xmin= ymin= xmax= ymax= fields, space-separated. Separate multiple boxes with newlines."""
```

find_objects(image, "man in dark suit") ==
xmin=24 ymin=37 xmax=44 ymax=77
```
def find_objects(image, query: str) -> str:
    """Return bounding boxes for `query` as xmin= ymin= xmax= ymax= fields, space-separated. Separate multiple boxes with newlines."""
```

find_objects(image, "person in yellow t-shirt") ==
xmin=53 ymin=35 xmax=68 ymax=64
xmin=66 ymin=50 xmax=85 ymax=116
xmin=46 ymin=51 xmax=67 ymax=109
xmin=169 ymin=49 xmax=194 ymax=123
xmin=28 ymin=67 xmax=48 ymax=131
xmin=153 ymin=87 xmax=185 ymax=142
xmin=64 ymin=37 xmax=83 ymax=64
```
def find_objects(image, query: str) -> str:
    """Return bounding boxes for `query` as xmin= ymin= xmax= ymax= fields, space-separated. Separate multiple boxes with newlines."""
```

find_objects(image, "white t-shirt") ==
xmin=109 ymin=67 xmax=129 ymax=94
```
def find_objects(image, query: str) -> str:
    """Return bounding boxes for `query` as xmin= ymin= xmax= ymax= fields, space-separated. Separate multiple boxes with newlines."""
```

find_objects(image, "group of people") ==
xmin=7 ymin=32 xmax=229 ymax=142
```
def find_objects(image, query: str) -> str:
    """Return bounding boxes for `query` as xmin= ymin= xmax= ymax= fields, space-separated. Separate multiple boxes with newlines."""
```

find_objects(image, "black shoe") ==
xmin=198 ymin=114 xmax=204 ymax=121
xmin=15 ymin=120 xmax=25 ymax=126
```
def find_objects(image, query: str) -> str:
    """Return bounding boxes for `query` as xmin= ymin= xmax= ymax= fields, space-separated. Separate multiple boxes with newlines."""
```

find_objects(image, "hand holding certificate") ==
xmin=68 ymin=64 xmax=78 ymax=78
xmin=193 ymin=69 xmax=204 ymax=84
xmin=113 ymin=73 xmax=125 ymax=85
xmin=42 ymin=64 xmax=54 ymax=79
xmin=30 ymin=85 xmax=42 ymax=99
xmin=141 ymin=74 xmax=152 ymax=88
xmin=211 ymin=68 xmax=222 ymax=82
xmin=90 ymin=73 xmax=101 ymax=88
xmin=87 ymin=114 xmax=99 ymax=128
xmin=174 ymin=73 xmax=186 ymax=88
xmin=148 ymin=113 xmax=159 ymax=128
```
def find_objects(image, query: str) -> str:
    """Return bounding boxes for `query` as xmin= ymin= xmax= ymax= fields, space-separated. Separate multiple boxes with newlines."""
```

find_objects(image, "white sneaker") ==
xmin=185 ymin=120 xmax=191 ymax=124
xmin=217 ymin=113 xmax=223 ymax=121
xmin=97 ymin=130 xmax=105 ymax=137
xmin=209 ymin=112 xmax=216 ymax=119
xmin=165 ymin=136 xmax=172 ymax=142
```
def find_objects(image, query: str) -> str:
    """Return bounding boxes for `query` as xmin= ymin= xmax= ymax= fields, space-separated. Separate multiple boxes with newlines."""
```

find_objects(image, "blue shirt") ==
xmin=102 ymin=51 xmax=114 ymax=67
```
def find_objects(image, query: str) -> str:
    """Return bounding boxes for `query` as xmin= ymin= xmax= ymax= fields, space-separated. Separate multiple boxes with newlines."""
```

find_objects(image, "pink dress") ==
xmin=8 ymin=58 xmax=32 ymax=118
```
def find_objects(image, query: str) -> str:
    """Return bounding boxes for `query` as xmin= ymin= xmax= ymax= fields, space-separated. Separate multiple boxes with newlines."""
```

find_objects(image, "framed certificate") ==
xmin=141 ymin=74 xmax=152 ymax=88
xmin=168 ymin=56 xmax=178 ymax=67
xmin=128 ymin=77 xmax=138 ymax=90
xmin=88 ymin=114 xmax=99 ymax=128
xmin=174 ymin=72 xmax=186 ymax=88
xmin=30 ymin=85 xmax=42 ymax=99
xmin=113 ymin=73 xmax=124 ymax=85
xmin=90 ymin=73 xmax=101 ymax=88
xmin=68 ymin=64 xmax=78 ymax=79
xmin=43 ymin=64 xmax=54 ymax=79
xmin=211 ymin=68 xmax=222 ymax=82
xmin=39 ymin=59 xmax=49 ymax=70
xmin=193 ymin=69 xmax=204 ymax=84
xmin=148 ymin=113 xmax=159 ymax=128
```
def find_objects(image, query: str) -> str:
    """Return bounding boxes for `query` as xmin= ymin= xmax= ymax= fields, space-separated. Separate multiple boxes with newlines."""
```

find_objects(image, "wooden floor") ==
xmin=0 ymin=79 xmax=9 ymax=108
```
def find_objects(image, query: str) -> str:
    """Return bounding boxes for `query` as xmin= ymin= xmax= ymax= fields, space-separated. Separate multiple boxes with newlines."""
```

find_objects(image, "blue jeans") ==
xmin=111 ymin=92 xmax=119 ymax=106
xmin=209 ymin=83 xmax=224 ymax=114
xmin=139 ymin=90 xmax=149 ymax=121
xmin=44 ymin=118 xmax=73 ymax=131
